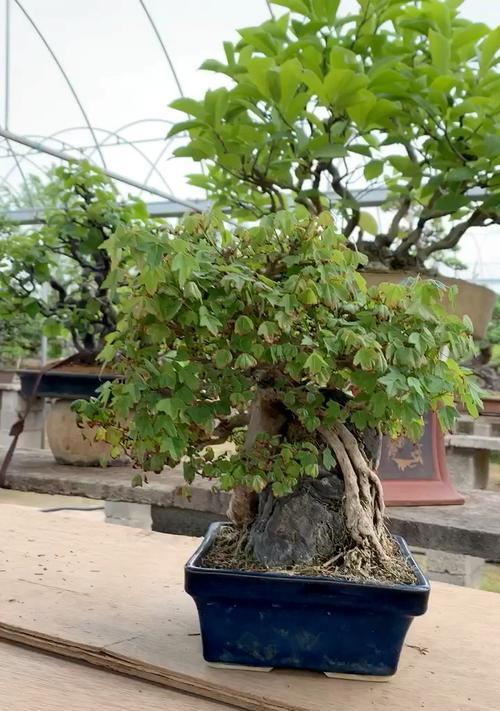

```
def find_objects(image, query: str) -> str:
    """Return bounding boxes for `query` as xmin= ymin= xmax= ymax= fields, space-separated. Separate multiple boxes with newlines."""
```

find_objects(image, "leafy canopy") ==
xmin=169 ymin=0 xmax=500 ymax=268
xmin=0 ymin=162 xmax=147 ymax=357
xmin=76 ymin=210 xmax=481 ymax=494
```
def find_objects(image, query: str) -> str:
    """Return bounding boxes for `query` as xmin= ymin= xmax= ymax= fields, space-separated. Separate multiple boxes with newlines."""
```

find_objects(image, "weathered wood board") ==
xmin=1 ymin=505 xmax=499 ymax=711
xmin=0 ymin=640 xmax=231 ymax=711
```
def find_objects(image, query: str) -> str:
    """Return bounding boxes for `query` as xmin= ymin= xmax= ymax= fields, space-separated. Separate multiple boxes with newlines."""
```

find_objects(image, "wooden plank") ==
xmin=0 ymin=640 xmax=231 ymax=711
xmin=0 ymin=504 xmax=499 ymax=711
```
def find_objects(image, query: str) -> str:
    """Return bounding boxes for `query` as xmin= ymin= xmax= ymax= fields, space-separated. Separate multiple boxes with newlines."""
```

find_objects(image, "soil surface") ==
xmin=201 ymin=524 xmax=418 ymax=586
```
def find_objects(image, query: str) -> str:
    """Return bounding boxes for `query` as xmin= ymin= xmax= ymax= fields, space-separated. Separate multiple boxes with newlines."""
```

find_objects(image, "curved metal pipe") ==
xmin=12 ymin=0 xmax=107 ymax=168
xmin=138 ymin=0 xmax=184 ymax=97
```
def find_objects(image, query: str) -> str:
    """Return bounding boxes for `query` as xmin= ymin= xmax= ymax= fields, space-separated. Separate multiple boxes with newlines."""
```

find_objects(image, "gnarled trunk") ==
xmin=227 ymin=392 xmax=391 ymax=570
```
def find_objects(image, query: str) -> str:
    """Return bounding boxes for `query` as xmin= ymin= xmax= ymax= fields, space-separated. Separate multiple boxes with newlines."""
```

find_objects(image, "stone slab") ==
xmin=1 ymin=446 xmax=230 ymax=514
xmin=388 ymin=492 xmax=500 ymax=561
xmin=447 ymin=433 xmax=500 ymax=451
xmin=3 ymin=446 xmax=500 ymax=561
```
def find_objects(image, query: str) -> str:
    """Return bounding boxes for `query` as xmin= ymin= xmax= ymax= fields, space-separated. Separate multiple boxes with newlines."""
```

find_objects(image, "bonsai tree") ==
xmin=169 ymin=0 xmax=500 ymax=270
xmin=0 ymin=161 xmax=147 ymax=363
xmin=465 ymin=296 xmax=500 ymax=392
xmin=76 ymin=210 xmax=481 ymax=575
xmin=0 ymin=310 xmax=46 ymax=367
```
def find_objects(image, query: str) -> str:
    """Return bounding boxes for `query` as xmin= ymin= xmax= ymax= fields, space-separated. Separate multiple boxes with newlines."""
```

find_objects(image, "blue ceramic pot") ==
xmin=18 ymin=369 xmax=118 ymax=400
xmin=185 ymin=522 xmax=430 ymax=678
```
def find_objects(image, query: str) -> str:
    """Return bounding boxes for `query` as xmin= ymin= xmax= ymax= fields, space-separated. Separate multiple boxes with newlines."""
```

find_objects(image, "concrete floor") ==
xmin=0 ymin=489 xmax=105 ymax=522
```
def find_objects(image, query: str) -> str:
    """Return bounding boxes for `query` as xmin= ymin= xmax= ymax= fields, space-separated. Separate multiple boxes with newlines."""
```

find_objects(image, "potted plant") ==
xmin=0 ymin=161 xmax=146 ymax=464
xmin=75 ymin=209 xmax=480 ymax=677
xmin=0 ymin=310 xmax=46 ymax=384
xmin=168 ymin=0 xmax=499 ymax=337
xmin=464 ymin=296 xmax=500 ymax=416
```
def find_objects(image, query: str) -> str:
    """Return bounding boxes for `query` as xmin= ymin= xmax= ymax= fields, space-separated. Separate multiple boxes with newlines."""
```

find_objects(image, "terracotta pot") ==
xmin=481 ymin=394 xmax=500 ymax=417
xmin=363 ymin=270 xmax=496 ymax=339
xmin=46 ymin=399 xmax=126 ymax=467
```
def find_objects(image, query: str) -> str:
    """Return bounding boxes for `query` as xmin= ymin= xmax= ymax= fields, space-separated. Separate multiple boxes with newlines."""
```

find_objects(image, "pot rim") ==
xmin=186 ymin=521 xmax=430 ymax=594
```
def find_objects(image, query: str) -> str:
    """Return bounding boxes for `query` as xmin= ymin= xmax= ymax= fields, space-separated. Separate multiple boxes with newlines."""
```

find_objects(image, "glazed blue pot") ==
xmin=18 ymin=369 xmax=117 ymax=400
xmin=185 ymin=522 xmax=430 ymax=678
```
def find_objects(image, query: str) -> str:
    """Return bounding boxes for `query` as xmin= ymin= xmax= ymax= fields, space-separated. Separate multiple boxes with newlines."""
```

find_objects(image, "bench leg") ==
xmin=105 ymin=501 xmax=152 ymax=529
xmin=446 ymin=447 xmax=489 ymax=491
xmin=426 ymin=548 xmax=484 ymax=587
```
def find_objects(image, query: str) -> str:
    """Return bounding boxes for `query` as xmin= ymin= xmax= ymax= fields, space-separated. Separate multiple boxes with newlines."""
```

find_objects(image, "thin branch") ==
xmin=327 ymin=164 xmax=360 ymax=238
xmin=419 ymin=210 xmax=485 ymax=259
xmin=387 ymin=195 xmax=411 ymax=241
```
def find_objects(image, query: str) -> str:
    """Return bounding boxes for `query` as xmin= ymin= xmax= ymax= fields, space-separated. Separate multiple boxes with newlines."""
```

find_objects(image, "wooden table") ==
xmin=0 ymin=641 xmax=230 ymax=710
xmin=1 ymin=504 xmax=499 ymax=711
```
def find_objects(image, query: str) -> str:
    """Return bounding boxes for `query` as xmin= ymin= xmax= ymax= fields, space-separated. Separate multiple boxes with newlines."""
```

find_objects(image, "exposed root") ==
xmin=319 ymin=424 xmax=389 ymax=564
xmin=334 ymin=423 xmax=385 ymax=537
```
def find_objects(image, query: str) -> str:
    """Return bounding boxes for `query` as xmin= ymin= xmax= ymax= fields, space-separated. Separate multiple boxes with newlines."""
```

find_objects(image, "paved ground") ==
xmin=0 ymin=489 xmax=105 ymax=522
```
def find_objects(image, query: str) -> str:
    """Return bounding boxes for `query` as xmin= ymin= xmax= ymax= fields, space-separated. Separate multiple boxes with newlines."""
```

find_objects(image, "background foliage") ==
xmin=0 ymin=162 xmax=147 ymax=360
xmin=170 ymin=0 xmax=500 ymax=269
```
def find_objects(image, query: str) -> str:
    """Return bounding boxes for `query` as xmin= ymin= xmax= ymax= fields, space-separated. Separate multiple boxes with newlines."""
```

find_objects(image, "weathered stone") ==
xmin=105 ymin=501 xmax=152 ymax=529
xmin=426 ymin=549 xmax=484 ymax=588
xmin=248 ymin=473 xmax=345 ymax=567
xmin=447 ymin=447 xmax=489 ymax=491
xmin=388 ymin=492 xmax=500 ymax=561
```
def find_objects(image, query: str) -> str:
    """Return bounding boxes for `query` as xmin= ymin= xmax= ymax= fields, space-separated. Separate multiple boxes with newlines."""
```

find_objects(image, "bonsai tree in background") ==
xmin=76 ymin=210 xmax=481 ymax=573
xmin=466 ymin=296 xmax=500 ymax=392
xmin=0 ymin=161 xmax=146 ymax=363
xmin=169 ymin=0 xmax=500 ymax=270
xmin=0 ymin=310 xmax=47 ymax=368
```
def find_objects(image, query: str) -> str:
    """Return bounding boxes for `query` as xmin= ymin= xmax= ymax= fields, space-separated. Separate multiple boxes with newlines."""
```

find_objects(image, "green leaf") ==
xmin=184 ymin=281 xmax=202 ymax=301
xmin=304 ymin=351 xmax=329 ymax=377
xmin=370 ymin=392 xmax=387 ymax=418
xmin=322 ymin=447 xmax=336 ymax=470
xmin=353 ymin=346 xmax=377 ymax=370
xmin=171 ymin=253 xmax=197 ymax=287
xmin=299 ymin=287 xmax=318 ymax=305
xmin=170 ymin=97 xmax=204 ymax=118
xmin=234 ymin=315 xmax=254 ymax=334
xmin=429 ymin=30 xmax=450 ymax=74
xmin=437 ymin=405 xmax=458 ymax=432
xmin=388 ymin=155 xmax=420 ymax=177
xmin=358 ymin=212 xmax=378 ymax=236
xmin=214 ymin=349 xmax=233 ymax=368
xmin=199 ymin=306 xmax=221 ymax=335
xmin=480 ymin=27 xmax=500 ymax=76
xmin=156 ymin=398 xmax=174 ymax=416
xmin=234 ymin=353 xmax=257 ymax=369
xmin=433 ymin=194 xmax=469 ymax=212
xmin=272 ymin=0 xmax=309 ymax=14
xmin=323 ymin=400 xmax=341 ymax=425
xmin=364 ymin=160 xmax=384 ymax=181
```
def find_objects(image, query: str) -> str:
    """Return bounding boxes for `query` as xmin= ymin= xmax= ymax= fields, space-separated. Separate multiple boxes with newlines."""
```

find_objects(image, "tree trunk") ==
xmin=226 ymin=390 xmax=287 ymax=527
xmin=227 ymin=392 xmax=391 ymax=570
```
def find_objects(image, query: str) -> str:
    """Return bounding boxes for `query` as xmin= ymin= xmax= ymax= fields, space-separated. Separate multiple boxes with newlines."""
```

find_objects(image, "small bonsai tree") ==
xmin=0 ymin=161 xmax=146 ymax=363
xmin=0 ymin=310 xmax=46 ymax=367
xmin=169 ymin=0 xmax=500 ymax=270
xmin=76 ymin=210 xmax=481 ymax=576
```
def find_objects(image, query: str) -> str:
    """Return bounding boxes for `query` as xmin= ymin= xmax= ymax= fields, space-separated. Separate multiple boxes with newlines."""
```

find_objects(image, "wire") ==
xmin=40 ymin=506 xmax=104 ymax=513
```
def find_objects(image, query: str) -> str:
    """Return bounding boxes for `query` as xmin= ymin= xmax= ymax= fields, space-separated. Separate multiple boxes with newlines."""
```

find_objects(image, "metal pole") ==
xmin=4 ymin=0 xmax=10 ymax=128
xmin=0 ymin=126 xmax=208 ymax=214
